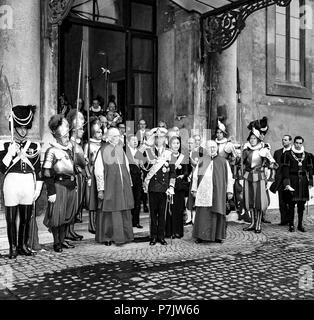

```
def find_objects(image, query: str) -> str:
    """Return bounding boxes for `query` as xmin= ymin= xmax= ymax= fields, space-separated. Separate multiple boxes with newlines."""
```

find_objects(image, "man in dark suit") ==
xmin=282 ymin=136 xmax=313 ymax=232
xmin=126 ymin=135 xmax=143 ymax=229
xmin=270 ymin=135 xmax=292 ymax=225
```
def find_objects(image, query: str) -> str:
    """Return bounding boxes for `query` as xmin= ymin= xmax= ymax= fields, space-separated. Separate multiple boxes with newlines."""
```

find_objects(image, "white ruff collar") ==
xmin=246 ymin=142 xmax=263 ymax=151
xmin=51 ymin=141 xmax=71 ymax=150
xmin=215 ymin=137 xmax=228 ymax=144
xmin=292 ymin=145 xmax=304 ymax=154
xmin=90 ymin=138 xmax=101 ymax=143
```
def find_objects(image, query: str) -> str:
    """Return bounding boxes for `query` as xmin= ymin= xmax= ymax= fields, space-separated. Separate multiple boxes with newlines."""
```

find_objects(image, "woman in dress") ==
xmin=42 ymin=115 xmax=77 ymax=252
xmin=165 ymin=136 xmax=190 ymax=239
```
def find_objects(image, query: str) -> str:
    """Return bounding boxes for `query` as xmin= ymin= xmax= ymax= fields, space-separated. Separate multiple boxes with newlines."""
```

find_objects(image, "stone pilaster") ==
xmin=0 ymin=0 xmax=41 ymax=139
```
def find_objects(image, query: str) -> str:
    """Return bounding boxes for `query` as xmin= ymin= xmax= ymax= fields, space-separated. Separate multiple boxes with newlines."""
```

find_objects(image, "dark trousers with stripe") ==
xmin=149 ymin=192 xmax=167 ymax=240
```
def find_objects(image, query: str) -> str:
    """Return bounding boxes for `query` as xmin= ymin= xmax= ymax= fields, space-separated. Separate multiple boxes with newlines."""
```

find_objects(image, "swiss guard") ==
xmin=0 ymin=105 xmax=43 ymax=259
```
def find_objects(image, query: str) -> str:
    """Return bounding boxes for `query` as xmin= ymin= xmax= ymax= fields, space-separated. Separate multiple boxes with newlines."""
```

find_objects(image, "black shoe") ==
xmin=61 ymin=241 xmax=75 ymax=249
xmin=17 ymin=246 xmax=33 ymax=256
xmin=88 ymin=229 xmax=96 ymax=234
xmin=135 ymin=224 xmax=143 ymax=229
xmin=53 ymin=244 xmax=63 ymax=253
xmin=297 ymin=226 xmax=306 ymax=232
xmin=8 ymin=247 xmax=18 ymax=259
xmin=243 ymin=226 xmax=255 ymax=231
xmin=149 ymin=238 xmax=157 ymax=245
xmin=262 ymin=218 xmax=271 ymax=224
xmin=159 ymin=239 xmax=167 ymax=245
xmin=65 ymin=236 xmax=80 ymax=242
xmin=289 ymin=225 xmax=295 ymax=232
xmin=73 ymin=233 xmax=83 ymax=241
xmin=255 ymin=229 xmax=261 ymax=234
xmin=184 ymin=220 xmax=192 ymax=226
xmin=195 ymin=238 xmax=203 ymax=244
xmin=174 ymin=234 xmax=181 ymax=239
xmin=144 ymin=206 xmax=149 ymax=213
xmin=215 ymin=239 xmax=223 ymax=243
xmin=104 ymin=241 xmax=112 ymax=246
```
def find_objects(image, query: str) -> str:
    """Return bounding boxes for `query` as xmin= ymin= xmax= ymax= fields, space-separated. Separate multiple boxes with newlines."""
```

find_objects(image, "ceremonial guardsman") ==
xmin=66 ymin=109 xmax=86 ymax=241
xmin=282 ymin=136 xmax=313 ymax=232
xmin=0 ymin=105 xmax=43 ymax=259
xmin=143 ymin=128 xmax=176 ymax=245
xmin=215 ymin=118 xmax=238 ymax=161
xmin=42 ymin=114 xmax=77 ymax=252
xmin=242 ymin=118 xmax=277 ymax=233
xmin=84 ymin=118 xmax=102 ymax=234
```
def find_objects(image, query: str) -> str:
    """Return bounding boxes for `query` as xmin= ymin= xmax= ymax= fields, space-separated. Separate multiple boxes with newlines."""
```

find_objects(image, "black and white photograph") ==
xmin=1 ymin=0 xmax=314 ymax=309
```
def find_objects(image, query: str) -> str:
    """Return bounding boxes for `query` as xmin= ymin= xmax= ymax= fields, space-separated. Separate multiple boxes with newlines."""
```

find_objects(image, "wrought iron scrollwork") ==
xmin=202 ymin=0 xmax=292 ymax=53
xmin=48 ymin=0 xmax=74 ymax=25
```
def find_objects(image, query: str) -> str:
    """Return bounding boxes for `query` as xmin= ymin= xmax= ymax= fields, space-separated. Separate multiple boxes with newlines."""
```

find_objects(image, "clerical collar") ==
xmin=51 ymin=141 xmax=71 ymax=150
xmin=292 ymin=145 xmax=304 ymax=154
xmin=215 ymin=137 xmax=228 ymax=144
xmin=283 ymin=146 xmax=291 ymax=152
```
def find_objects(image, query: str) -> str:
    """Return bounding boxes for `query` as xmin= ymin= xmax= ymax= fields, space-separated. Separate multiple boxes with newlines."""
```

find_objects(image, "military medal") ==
xmin=162 ymin=167 xmax=167 ymax=173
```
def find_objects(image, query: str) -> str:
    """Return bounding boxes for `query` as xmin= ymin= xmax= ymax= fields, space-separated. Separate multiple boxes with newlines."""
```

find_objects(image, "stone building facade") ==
xmin=0 ymin=0 xmax=313 ymax=212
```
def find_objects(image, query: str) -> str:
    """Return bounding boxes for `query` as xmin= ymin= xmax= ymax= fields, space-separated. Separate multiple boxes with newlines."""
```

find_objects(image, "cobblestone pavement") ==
xmin=1 ymin=209 xmax=314 ymax=300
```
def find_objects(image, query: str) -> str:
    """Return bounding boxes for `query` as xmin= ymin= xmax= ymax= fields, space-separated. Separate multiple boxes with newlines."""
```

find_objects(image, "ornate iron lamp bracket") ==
xmin=202 ymin=0 xmax=292 ymax=54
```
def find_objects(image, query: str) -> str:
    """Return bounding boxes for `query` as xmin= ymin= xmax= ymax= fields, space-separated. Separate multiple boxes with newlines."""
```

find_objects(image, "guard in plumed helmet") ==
xmin=242 ymin=117 xmax=278 ymax=233
xmin=0 ymin=105 xmax=43 ymax=259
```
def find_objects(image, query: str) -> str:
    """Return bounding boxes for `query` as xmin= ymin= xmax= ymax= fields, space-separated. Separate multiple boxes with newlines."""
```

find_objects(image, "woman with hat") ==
xmin=0 ymin=105 xmax=43 ymax=258
xmin=165 ymin=136 xmax=190 ymax=239
xmin=242 ymin=117 xmax=277 ymax=233
xmin=42 ymin=114 xmax=77 ymax=252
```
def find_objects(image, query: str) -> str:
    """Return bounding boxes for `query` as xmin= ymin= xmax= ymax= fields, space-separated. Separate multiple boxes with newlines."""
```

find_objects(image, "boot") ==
xmin=5 ymin=206 xmax=18 ymax=259
xmin=88 ymin=210 xmax=96 ymax=234
xmin=52 ymin=226 xmax=63 ymax=252
xmin=255 ymin=210 xmax=263 ymax=233
xmin=243 ymin=210 xmax=255 ymax=231
xmin=297 ymin=209 xmax=305 ymax=232
xmin=17 ymin=205 xmax=34 ymax=256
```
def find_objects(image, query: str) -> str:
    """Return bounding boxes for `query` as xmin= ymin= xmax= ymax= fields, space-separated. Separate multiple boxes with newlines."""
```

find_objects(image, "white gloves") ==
xmin=48 ymin=194 xmax=57 ymax=203
xmin=285 ymin=185 xmax=295 ymax=192
xmin=166 ymin=186 xmax=175 ymax=196
xmin=33 ymin=181 xmax=43 ymax=202
xmin=7 ymin=142 xmax=18 ymax=157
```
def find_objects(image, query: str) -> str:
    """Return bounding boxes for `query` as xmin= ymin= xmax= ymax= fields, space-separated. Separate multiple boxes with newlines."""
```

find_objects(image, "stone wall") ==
xmin=157 ymin=0 xmax=207 ymax=134
xmin=237 ymin=7 xmax=314 ymax=153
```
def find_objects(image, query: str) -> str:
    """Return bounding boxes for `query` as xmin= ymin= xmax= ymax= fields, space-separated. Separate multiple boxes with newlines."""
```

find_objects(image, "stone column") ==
xmin=0 ymin=0 xmax=41 ymax=139
xmin=214 ymin=42 xmax=238 ymax=139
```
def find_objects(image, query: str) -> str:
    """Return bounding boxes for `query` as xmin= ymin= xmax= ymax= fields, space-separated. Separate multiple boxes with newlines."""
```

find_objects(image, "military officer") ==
xmin=0 ymin=105 xmax=43 ymax=259
xmin=143 ymin=128 xmax=176 ymax=245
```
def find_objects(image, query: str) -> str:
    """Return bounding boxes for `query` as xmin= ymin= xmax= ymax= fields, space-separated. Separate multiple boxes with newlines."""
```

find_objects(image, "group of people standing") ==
xmin=0 ymin=103 xmax=313 ymax=259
